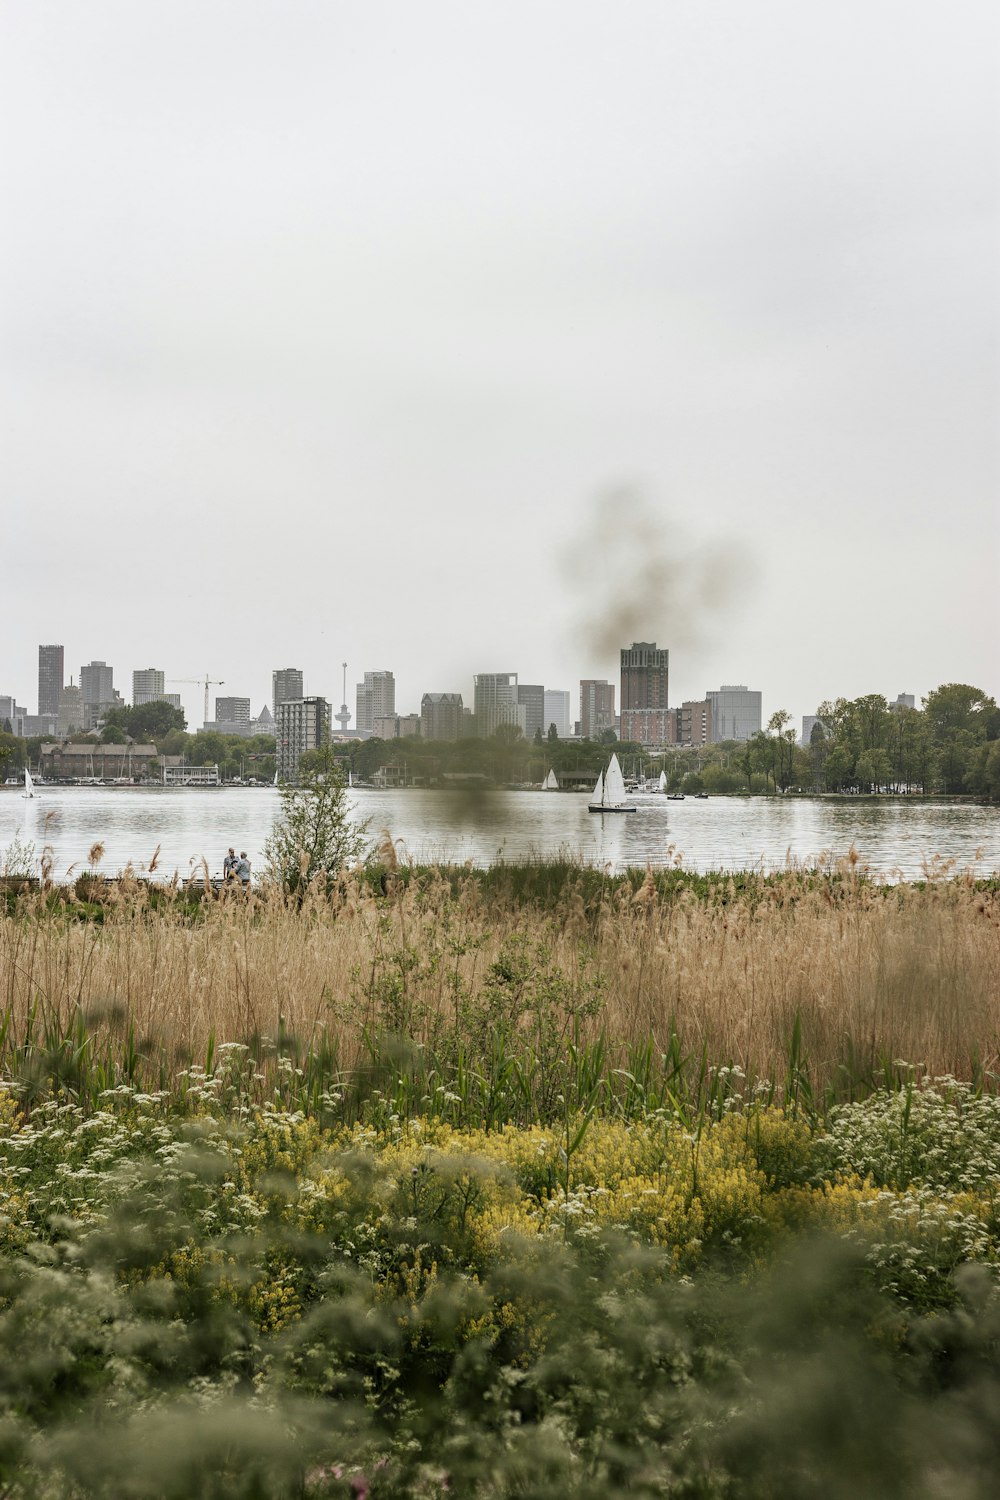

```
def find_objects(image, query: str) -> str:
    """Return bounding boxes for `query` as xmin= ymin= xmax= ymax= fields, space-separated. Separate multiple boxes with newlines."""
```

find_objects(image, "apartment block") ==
xmin=356 ymin=671 xmax=396 ymax=735
xmin=420 ymin=693 xmax=464 ymax=741
xmin=275 ymin=697 xmax=331 ymax=781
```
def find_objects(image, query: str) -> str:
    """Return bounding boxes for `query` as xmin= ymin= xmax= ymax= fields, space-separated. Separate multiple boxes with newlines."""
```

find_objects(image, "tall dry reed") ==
xmin=0 ymin=861 xmax=998 ymax=1098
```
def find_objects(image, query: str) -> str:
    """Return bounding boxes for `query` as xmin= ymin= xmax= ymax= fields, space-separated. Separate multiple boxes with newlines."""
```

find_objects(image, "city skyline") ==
xmin=1 ymin=4 xmax=996 ymax=729
xmin=1 ymin=636 xmax=930 ymax=751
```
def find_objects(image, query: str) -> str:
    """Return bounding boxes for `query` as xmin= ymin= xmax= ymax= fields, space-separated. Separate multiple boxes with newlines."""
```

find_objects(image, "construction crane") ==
xmin=169 ymin=676 xmax=225 ymax=729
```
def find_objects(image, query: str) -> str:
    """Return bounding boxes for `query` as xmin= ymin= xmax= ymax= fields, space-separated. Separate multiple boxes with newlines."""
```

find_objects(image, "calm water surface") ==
xmin=2 ymin=786 xmax=998 ymax=882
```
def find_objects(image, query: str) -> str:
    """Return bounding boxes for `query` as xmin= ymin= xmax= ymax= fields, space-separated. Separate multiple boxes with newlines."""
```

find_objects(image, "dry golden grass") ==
xmin=1 ymin=863 xmax=998 ymax=1090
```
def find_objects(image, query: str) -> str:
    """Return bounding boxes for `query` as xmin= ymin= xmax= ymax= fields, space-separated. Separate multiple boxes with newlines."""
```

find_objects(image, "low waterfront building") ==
xmin=39 ymin=742 xmax=159 ymax=780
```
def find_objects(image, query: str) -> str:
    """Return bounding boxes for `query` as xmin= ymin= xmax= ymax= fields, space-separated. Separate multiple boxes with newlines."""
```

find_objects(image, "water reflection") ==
xmin=0 ymin=787 xmax=997 ymax=882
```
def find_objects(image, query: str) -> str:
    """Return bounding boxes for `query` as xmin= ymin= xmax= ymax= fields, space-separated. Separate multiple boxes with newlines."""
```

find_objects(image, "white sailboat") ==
xmin=22 ymin=767 xmax=36 ymax=799
xmin=542 ymin=769 xmax=559 ymax=790
xmin=658 ymin=770 xmax=668 ymax=793
xmin=588 ymin=753 xmax=636 ymax=813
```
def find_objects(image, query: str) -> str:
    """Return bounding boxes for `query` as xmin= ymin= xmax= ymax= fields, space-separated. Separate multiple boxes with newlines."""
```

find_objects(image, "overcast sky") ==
xmin=2 ymin=1 xmax=997 ymax=732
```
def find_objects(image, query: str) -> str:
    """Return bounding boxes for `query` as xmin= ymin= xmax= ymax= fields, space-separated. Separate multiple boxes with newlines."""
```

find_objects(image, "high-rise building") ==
xmin=517 ymin=684 xmax=545 ymax=740
xmin=132 ymin=668 xmax=166 ymax=705
xmin=420 ymin=693 xmax=464 ymax=742
xmin=705 ymin=686 xmax=761 ymax=742
xmin=619 ymin=642 xmax=669 ymax=745
xmin=355 ymin=671 xmax=395 ymax=735
xmin=81 ymin=660 xmax=114 ymax=707
xmin=580 ymin=680 xmax=616 ymax=739
xmin=275 ymin=696 xmax=330 ymax=781
xmin=272 ymin=668 xmax=304 ymax=719
xmin=215 ymin=697 xmax=251 ymax=727
xmin=58 ymin=682 xmax=84 ymax=736
xmin=473 ymin=673 xmax=522 ymax=738
xmin=676 ymin=699 xmax=713 ymax=747
xmin=542 ymin=690 xmax=571 ymax=739
xmin=38 ymin=645 xmax=64 ymax=717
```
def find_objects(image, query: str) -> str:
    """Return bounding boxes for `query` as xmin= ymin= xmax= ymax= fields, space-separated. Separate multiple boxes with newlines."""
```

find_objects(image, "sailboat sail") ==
xmin=590 ymin=768 xmax=604 ymax=802
xmin=23 ymin=768 xmax=35 ymax=799
xmin=658 ymin=770 xmax=668 ymax=792
xmin=604 ymin=754 xmax=627 ymax=805
xmin=542 ymin=769 xmax=558 ymax=790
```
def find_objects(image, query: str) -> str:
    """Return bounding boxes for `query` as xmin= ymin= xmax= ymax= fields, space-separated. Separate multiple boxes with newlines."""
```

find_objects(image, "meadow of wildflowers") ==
xmin=0 ymin=862 xmax=998 ymax=1494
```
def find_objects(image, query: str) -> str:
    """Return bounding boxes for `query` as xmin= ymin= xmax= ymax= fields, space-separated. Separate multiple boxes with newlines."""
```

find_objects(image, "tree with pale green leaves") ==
xmin=263 ymin=743 xmax=368 ymax=894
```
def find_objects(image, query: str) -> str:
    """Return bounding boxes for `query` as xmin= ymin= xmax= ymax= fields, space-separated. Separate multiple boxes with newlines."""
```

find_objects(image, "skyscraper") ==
xmin=272 ymin=667 xmax=304 ymax=718
xmin=132 ymin=667 xmax=166 ymax=705
xmin=355 ymin=671 xmax=395 ymax=734
xmin=517 ymin=684 xmax=545 ymax=740
xmin=473 ymin=673 xmax=521 ymax=738
xmin=38 ymin=645 xmax=64 ymax=717
xmin=580 ymin=680 xmax=616 ymax=739
xmin=543 ymin=689 xmax=571 ymax=739
xmin=80 ymin=660 xmax=114 ymax=709
xmin=620 ymin=642 xmax=670 ymax=745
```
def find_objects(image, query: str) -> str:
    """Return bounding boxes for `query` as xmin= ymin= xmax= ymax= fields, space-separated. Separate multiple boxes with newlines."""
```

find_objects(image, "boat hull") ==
xmin=588 ymin=802 xmax=637 ymax=813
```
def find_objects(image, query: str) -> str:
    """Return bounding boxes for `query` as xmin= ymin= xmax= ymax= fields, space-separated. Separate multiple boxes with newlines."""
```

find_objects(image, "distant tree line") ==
xmin=1 ymin=682 xmax=996 ymax=798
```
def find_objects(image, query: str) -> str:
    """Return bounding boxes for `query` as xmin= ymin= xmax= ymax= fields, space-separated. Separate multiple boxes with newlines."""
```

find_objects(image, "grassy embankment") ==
xmin=1 ymin=856 xmax=999 ymax=1497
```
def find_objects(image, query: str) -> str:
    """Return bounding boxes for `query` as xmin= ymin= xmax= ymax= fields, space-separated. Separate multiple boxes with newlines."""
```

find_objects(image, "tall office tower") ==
xmin=215 ymin=697 xmax=251 ymax=728
xmin=355 ymin=671 xmax=395 ymax=734
xmin=272 ymin=667 xmax=304 ymax=718
xmin=517 ymin=684 xmax=545 ymax=740
xmin=80 ymin=660 xmax=114 ymax=709
xmin=543 ymin=689 xmax=571 ymax=739
xmin=580 ymin=680 xmax=616 ymax=739
xmin=38 ymin=645 xmax=64 ymax=717
xmin=619 ymin=641 xmax=670 ymax=745
xmin=132 ymin=667 xmax=166 ymax=705
xmin=473 ymin=672 xmax=521 ymax=738
xmin=705 ymin=686 xmax=761 ymax=742
xmin=420 ymin=692 xmax=465 ymax=742
xmin=275 ymin=696 xmax=331 ymax=781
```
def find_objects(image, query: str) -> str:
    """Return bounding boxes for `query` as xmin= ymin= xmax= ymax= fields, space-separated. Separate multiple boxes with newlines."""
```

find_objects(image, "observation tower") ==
xmin=334 ymin=662 xmax=352 ymax=734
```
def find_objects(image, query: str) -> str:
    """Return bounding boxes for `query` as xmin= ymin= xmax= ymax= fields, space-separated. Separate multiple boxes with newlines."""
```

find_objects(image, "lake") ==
xmin=2 ymin=786 xmax=998 ymax=883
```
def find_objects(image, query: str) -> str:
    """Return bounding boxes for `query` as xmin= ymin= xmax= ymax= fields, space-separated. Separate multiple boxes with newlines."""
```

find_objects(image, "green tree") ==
xmin=263 ymin=743 xmax=368 ymax=893
xmin=107 ymin=702 xmax=187 ymax=740
xmin=0 ymin=733 xmax=24 ymax=779
xmin=923 ymin=684 xmax=998 ymax=793
xmin=547 ymin=722 xmax=559 ymax=743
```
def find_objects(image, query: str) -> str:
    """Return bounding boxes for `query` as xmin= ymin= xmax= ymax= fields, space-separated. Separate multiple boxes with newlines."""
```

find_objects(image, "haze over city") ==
xmin=2 ymin=2 xmax=996 ymax=730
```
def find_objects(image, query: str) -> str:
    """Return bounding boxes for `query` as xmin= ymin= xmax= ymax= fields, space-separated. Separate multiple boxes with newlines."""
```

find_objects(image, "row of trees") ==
xmin=334 ymin=683 xmax=999 ymax=799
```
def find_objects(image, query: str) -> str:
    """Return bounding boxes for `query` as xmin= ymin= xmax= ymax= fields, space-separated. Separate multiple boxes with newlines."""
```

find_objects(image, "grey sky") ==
xmin=2 ymin=1 xmax=997 ymax=730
